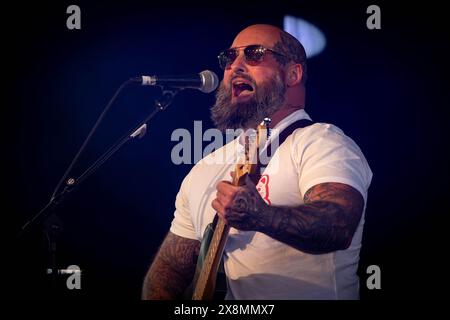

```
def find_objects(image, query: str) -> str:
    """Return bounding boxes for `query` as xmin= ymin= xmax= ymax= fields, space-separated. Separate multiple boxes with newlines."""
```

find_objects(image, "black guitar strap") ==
xmin=268 ymin=118 xmax=315 ymax=157
xmin=249 ymin=118 xmax=314 ymax=184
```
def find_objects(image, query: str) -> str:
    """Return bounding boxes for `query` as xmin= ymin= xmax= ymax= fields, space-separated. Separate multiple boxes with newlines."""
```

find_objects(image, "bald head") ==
xmin=232 ymin=24 xmax=308 ymax=83
xmin=232 ymin=24 xmax=283 ymax=48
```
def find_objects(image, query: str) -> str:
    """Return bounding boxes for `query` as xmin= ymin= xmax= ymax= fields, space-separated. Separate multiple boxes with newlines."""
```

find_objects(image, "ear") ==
xmin=285 ymin=63 xmax=303 ymax=87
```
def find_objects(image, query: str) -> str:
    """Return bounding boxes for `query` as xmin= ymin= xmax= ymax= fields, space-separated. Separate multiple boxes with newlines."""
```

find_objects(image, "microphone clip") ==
xmin=155 ymin=88 xmax=180 ymax=111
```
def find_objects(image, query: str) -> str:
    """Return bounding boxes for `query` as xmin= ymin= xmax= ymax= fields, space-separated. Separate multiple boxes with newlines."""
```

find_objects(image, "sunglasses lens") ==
xmin=218 ymin=45 xmax=267 ymax=69
xmin=244 ymin=45 xmax=265 ymax=63
xmin=218 ymin=49 xmax=238 ymax=69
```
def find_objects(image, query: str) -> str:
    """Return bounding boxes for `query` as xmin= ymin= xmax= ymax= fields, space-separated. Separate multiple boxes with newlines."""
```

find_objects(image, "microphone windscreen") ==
xmin=199 ymin=70 xmax=219 ymax=93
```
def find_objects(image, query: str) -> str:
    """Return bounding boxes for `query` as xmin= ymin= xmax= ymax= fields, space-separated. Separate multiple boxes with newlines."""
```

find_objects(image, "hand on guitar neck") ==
xmin=212 ymin=172 xmax=272 ymax=232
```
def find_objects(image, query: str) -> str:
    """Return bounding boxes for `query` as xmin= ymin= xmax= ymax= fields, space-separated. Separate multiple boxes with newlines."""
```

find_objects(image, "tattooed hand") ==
xmin=211 ymin=175 xmax=272 ymax=232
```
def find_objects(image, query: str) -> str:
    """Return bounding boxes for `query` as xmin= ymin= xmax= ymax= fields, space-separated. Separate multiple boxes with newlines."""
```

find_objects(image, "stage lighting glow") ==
xmin=283 ymin=15 xmax=326 ymax=58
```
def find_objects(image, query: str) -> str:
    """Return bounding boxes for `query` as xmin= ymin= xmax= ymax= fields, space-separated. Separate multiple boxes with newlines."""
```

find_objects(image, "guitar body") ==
xmin=183 ymin=220 xmax=217 ymax=299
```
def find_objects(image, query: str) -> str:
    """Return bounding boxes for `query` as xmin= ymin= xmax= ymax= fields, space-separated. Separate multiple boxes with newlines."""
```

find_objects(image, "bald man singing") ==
xmin=142 ymin=24 xmax=372 ymax=300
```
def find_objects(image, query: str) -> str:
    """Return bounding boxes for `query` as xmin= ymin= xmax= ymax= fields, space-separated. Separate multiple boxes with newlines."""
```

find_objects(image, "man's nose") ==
xmin=229 ymin=51 xmax=247 ymax=73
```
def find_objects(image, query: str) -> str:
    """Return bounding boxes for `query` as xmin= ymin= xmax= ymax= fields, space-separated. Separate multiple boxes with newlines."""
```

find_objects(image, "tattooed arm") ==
xmin=212 ymin=176 xmax=364 ymax=254
xmin=142 ymin=231 xmax=200 ymax=299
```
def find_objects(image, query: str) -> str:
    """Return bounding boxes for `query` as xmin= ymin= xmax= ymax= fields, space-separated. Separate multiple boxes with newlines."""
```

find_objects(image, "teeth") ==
xmin=232 ymin=80 xmax=253 ymax=95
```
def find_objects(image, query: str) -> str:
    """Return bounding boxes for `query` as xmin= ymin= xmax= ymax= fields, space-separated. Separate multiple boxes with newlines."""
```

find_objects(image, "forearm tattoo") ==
xmin=142 ymin=232 xmax=200 ymax=299
xmin=224 ymin=180 xmax=364 ymax=254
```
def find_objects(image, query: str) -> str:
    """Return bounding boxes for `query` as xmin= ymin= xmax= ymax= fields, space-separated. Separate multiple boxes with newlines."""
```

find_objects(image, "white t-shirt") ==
xmin=170 ymin=109 xmax=373 ymax=300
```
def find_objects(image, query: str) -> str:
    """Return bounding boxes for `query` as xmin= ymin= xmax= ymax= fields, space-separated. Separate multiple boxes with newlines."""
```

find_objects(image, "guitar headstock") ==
xmin=233 ymin=119 xmax=271 ymax=186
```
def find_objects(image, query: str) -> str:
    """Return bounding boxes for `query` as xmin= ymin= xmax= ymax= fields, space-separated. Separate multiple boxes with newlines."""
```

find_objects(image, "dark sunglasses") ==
xmin=217 ymin=44 xmax=286 ymax=70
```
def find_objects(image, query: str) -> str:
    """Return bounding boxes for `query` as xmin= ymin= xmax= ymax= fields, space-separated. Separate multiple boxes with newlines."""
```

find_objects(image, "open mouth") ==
xmin=232 ymin=81 xmax=254 ymax=97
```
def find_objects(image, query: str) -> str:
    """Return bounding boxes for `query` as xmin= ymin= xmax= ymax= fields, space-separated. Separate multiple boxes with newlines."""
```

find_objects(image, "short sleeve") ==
xmin=169 ymin=172 xmax=198 ymax=240
xmin=293 ymin=123 xmax=373 ymax=202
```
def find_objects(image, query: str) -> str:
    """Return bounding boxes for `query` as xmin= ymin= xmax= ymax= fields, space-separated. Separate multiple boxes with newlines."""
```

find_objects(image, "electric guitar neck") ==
xmin=191 ymin=121 xmax=269 ymax=300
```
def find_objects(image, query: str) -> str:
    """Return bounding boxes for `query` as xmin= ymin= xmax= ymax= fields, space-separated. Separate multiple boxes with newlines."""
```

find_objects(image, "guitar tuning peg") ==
xmin=263 ymin=118 xmax=272 ymax=138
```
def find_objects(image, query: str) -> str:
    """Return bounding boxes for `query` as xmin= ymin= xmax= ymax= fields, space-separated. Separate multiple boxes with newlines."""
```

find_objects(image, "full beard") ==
xmin=210 ymin=73 xmax=286 ymax=131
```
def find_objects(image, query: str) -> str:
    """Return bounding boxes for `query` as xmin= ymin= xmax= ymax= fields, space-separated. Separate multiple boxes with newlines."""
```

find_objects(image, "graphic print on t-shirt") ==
xmin=256 ymin=174 xmax=271 ymax=205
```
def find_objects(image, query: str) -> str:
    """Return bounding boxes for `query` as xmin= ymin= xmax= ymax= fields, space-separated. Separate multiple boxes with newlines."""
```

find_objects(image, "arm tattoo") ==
xmin=142 ymin=232 xmax=200 ymax=299
xmin=268 ymin=183 xmax=364 ymax=253
xmin=225 ymin=180 xmax=364 ymax=254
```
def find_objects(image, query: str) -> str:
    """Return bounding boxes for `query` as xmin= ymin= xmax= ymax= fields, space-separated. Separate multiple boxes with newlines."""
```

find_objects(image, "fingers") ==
xmin=215 ymin=190 xmax=229 ymax=207
xmin=213 ymin=178 xmax=248 ymax=222
xmin=211 ymin=198 xmax=227 ymax=222
xmin=213 ymin=179 xmax=239 ymax=221
xmin=215 ymin=182 xmax=236 ymax=210
xmin=216 ymin=181 xmax=238 ymax=197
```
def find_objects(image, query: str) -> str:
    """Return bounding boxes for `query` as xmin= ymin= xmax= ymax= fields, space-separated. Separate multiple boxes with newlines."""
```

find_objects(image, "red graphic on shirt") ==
xmin=256 ymin=174 xmax=271 ymax=205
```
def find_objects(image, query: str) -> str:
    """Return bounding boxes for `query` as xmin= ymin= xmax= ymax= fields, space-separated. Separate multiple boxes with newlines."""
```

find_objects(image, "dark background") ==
xmin=3 ymin=0 xmax=449 ymax=299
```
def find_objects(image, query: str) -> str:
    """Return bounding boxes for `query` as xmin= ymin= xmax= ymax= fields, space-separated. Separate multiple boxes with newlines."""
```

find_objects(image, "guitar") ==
xmin=189 ymin=120 xmax=270 ymax=300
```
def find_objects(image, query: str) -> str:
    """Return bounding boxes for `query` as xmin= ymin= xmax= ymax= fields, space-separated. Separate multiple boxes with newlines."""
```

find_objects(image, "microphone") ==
xmin=135 ymin=70 xmax=219 ymax=93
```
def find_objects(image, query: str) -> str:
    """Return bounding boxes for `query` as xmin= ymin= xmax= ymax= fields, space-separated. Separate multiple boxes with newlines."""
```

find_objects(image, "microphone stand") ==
xmin=16 ymin=87 xmax=180 ymax=294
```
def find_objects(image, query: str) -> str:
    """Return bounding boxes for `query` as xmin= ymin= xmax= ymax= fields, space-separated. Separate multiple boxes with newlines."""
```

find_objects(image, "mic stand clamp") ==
xmin=155 ymin=88 xmax=178 ymax=111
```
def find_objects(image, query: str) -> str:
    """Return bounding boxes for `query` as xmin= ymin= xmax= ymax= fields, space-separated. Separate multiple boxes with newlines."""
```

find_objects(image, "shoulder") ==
xmin=288 ymin=122 xmax=364 ymax=156
xmin=291 ymin=122 xmax=350 ymax=144
xmin=287 ymin=122 xmax=373 ymax=200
